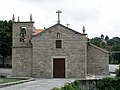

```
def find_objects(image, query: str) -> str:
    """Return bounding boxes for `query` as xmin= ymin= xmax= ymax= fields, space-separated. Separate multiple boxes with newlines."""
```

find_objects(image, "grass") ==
xmin=0 ymin=78 xmax=21 ymax=84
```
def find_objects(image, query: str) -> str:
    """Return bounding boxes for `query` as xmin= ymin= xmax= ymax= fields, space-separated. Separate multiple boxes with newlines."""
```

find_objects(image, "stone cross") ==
xmin=30 ymin=14 xmax=32 ymax=22
xmin=12 ymin=14 xmax=15 ymax=22
xmin=66 ymin=24 xmax=70 ymax=27
xmin=82 ymin=26 xmax=85 ymax=33
xmin=17 ymin=16 xmax=20 ymax=22
xmin=56 ymin=10 xmax=62 ymax=23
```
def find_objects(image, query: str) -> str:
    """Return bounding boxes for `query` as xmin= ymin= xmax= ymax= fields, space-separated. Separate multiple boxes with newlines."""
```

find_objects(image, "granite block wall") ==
xmin=87 ymin=44 xmax=109 ymax=75
xmin=32 ymin=24 xmax=88 ymax=78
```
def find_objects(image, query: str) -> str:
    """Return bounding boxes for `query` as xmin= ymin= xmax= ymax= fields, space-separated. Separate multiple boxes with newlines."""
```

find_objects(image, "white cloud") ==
xmin=0 ymin=0 xmax=120 ymax=38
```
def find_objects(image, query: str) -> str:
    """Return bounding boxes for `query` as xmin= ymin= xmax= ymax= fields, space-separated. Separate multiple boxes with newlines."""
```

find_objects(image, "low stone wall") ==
xmin=80 ymin=79 xmax=99 ymax=90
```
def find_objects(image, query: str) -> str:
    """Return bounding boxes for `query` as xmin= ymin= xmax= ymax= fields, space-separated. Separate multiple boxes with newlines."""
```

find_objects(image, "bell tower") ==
xmin=12 ymin=15 xmax=34 ymax=77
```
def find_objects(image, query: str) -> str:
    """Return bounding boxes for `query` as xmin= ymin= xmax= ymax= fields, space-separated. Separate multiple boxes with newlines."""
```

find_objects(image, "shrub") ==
xmin=51 ymin=87 xmax=61 ymax=90
xmin=64 ymin=83 xmax=75 ymax=90
xmin=52 ymin=80 xmax=81 ymax=90
xmin=97 ymin=77 xmax=120 ymax=90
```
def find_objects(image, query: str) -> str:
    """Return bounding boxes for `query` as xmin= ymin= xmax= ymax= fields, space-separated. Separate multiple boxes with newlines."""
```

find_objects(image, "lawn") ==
xmin=0 ymin=78 xmax=21 ymax=84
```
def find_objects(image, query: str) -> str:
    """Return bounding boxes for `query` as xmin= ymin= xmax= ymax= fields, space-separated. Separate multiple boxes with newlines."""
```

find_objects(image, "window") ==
xmin=57 ymin=32 xmax=61 ymax=39
xmin=56 ymin=40 xmax=62 ymax=48
xmin=19 ymin=27 xmax=26 ymax=42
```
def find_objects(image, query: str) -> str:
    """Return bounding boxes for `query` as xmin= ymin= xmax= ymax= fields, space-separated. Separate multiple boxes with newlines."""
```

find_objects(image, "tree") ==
xmin=112 ymin=45 xmax=120 ymax=63
xmin=105 ymin=35 xmax=109 ymax=41
xmin=0 ymin=20 xmax=12 ymax=66
xmin=107 ymin=37 xmax=120 ymax=46
xmin=91 ymin=36 xmax=120 ymax=64
xmin=91 ymin=37 xmax=106 ymax=48
xmin=91 ymin=37 xmax=102 ymax=47
xmin=107 ymin=39 xmax=115 ymax=46
xmin=115 ymin=65 xmax=120 ymax=78
xmin=101 ymin=34 xmax=104 ymax=39
xmin=97 ymin=77 xmax=120 ymax=90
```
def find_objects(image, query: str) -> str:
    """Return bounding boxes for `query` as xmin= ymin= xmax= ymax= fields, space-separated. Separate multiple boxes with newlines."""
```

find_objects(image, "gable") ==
xmin=32 ymin=23 xmax=87 ymax=41
xmin=45 ymin=23 xmax=82 ymax=35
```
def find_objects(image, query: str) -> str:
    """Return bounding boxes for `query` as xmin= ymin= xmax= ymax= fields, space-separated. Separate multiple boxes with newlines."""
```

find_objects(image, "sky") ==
xmin=0 ymin=0 xmax=120 ymax=39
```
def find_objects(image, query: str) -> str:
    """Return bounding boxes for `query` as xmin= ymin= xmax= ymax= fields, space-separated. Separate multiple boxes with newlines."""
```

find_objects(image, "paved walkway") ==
xmin=0 ymin=68 xmax=75 ymax=90
xmin=0 ymin=65 xmax=116 ymax=90
xmin=0 ymin=68 xmax=12 ymax=76
xmin=0 ymin=79 xmax=75 ymax=90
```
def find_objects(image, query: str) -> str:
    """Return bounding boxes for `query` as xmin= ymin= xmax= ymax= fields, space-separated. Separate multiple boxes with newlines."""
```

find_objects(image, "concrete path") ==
xmin=0 ymin=79 xmax=75 ymax=90
xmin=0 ymin=68 xmax=74 ymax=90
xmin=0 ymin=68 xmax=12 ymax=76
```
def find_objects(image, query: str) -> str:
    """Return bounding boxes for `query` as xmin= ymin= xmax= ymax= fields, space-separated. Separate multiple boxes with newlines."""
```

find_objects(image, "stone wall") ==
xmin=80 ymin=79 xmax=99 ymax=90
xmin=87 ymin=44 xmax=109 ymax=75
xmin=12 ymin=22 xmax=109 ymax=78
xmin=12 ymin=21 xmax=34 ymax=77
xmin=12 ymin=22 xmax=34 ymax=47
xmin=32 ymin=24 xmax=88 ymax=78
xmin=12 ymin=47 xmax=32 ymax=77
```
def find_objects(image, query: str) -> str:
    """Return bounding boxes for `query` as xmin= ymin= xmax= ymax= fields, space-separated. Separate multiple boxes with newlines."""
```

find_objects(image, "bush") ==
xmin=64 ymin=83 xmax=75 ymax=90
xmin=52 ymin=80 xmax=81 ymax=90
xmin=51 ymin=87 xmax=61 ymax=90
xmin=97 ymin=77 xmax=120 ymax=90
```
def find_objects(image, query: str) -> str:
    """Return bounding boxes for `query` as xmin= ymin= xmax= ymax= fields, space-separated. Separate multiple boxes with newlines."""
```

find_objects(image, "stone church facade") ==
xmin=12 ymin=19 xmax=109 ymax=78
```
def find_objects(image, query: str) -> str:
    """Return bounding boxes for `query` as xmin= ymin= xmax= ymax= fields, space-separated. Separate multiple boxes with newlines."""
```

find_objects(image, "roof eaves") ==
xmin=89 ymin=43 xmax=109 ymax=54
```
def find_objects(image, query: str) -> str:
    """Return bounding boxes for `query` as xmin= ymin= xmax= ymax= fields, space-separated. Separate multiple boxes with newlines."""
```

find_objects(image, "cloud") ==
xmin=14 ymin=0 xmax=64 ymax=4
xmin=0 ymin=0 xmax=120 ymax=38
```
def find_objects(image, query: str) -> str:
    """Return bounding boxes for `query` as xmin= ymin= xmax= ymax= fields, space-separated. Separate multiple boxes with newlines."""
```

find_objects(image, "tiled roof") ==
xmin=33 ymin=29 xmax=44 ymax=35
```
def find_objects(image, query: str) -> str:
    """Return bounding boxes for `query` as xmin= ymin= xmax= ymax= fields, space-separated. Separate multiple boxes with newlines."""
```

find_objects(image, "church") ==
xmin=12 ymin=12 xmax=109 ymax=78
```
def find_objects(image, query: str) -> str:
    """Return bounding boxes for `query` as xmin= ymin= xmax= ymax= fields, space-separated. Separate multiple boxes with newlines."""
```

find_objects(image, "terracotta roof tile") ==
xmin=33 ymin=29 xmax=44 ymax=35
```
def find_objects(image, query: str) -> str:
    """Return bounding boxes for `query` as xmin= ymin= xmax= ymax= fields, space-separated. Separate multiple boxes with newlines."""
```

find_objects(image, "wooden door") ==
xmin=53 ymin=58 xmax=65 ymax=78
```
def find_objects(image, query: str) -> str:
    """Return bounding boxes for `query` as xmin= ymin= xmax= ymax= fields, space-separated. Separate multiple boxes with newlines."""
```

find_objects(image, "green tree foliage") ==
xmin=107 ymin=37 xmax=120 ymax=46
xmin=101 ymin=34 xmax=104 ymax=39
xmin=0 ymin=20 xmax=12 ymax=66
xmin=105 ymin=35 xmax=109 ymax=41
xmin=91 ymin=37 xmax=106 ymax=48
xmin=91 ymin=37 xmax=102 ymax=47
xmin=91 ymin=35 xmax=120 ymax=64
xmin=97 ymin=77 xmax=120 ymax=90
xmin=115 ymin=65 xmax=120 ymax=78
xmin=112 ymin=45 xmax=120 ymax=63
xmin=52 ymin=80 xmax=81 ymax=90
